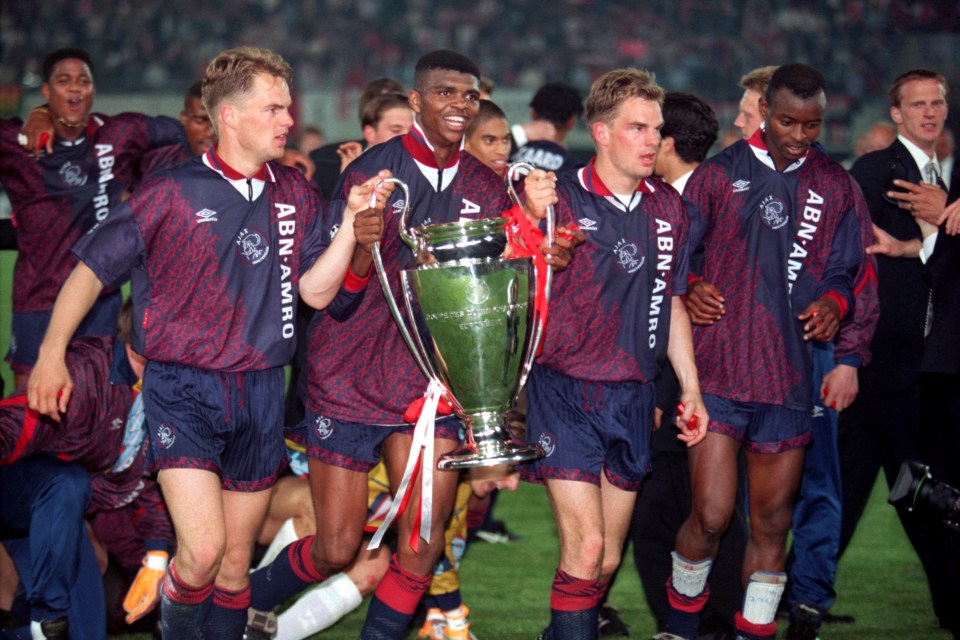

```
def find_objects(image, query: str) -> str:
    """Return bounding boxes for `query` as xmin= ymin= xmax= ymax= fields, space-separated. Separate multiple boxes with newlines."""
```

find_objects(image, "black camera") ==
xmin=889 ymin=460 xmax=960 ymax=535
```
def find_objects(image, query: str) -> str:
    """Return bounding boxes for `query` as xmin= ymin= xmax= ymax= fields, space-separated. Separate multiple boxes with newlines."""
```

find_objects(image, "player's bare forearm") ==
xmin=300 ymin=216 xmax=356 ymax=310
xmin=29 ymin=262 xmax=105 ymax=420
xmin=667 ymin=297 xmax=708 ymax=445
xmin=301 ymin=172 xmax=392 ymax=308
xmin=350 ymin=245 xmax=374 ymax=278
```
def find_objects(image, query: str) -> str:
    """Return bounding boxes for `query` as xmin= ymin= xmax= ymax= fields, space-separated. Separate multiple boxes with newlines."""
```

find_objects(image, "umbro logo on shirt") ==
xmin=195 ymin=208 xmax=218 ymax=223
xmin=578 ymin=217 xmax=598 ymax=232
xmin=732 ymin=179 xmax=750 ymax=193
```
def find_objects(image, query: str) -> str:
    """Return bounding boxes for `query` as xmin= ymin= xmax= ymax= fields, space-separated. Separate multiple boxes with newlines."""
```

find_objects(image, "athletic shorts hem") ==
xmin=604 ymin=467 xmax=645 ymax=492
xmin=304 ymin=413 xmax=461 ymax=471
xmin=520 ymin=466 xmax=601 ymax=486
xmin=307 ymin=446 xmax=378 ymax=473
xmin=223 ymin=467 xmax=283 ymax=492
xmin=150 ymin=457 xmax=220 ymax=475
xmin=745 ymin=432 xmax=811 ymax=454
xmin=707 ymin=422 xmax=812 ymax=453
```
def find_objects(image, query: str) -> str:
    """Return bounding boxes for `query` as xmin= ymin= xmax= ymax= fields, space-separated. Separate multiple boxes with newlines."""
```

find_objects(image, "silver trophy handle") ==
xmin=370 ymin=178 xmax=437 ymax=384
xmin=395 ymin=179 xmax=417 ymax=252
xmin=506 ymin=162 xmax=554 ymax=393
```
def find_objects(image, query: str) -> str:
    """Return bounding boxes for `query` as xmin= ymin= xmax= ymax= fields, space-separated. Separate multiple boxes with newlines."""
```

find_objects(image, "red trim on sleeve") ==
xmin=823 ymin=291 xmax=848 ymax=319
xmin=0 ymin=396 xmax=38 ymax=464
xmin=853 ymin=260 xmax=877 ymax=297
xmin=343 ymin=266 xmax=371 ymax=293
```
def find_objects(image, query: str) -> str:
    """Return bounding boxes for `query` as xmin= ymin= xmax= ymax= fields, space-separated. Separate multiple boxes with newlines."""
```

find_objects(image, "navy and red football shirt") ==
xmin=306 ymin=123 xmax=514 ymax=425
xmin=684 ymin=131 xmax=862 ymax=410
xmin=74 ymin=147 xmax=332 ymax=372
xmin=0 ymin=113 xmax=183 ymax=313
xmin=535 ymin=158 xmax=690 ymax=384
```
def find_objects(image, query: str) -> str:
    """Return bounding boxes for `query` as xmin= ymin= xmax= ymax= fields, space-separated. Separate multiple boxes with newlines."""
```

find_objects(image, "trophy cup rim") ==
xmin=413 ymin=216 xmax=508 ymax=238
xmin=404 ymin=254 xmax=532 ymax=271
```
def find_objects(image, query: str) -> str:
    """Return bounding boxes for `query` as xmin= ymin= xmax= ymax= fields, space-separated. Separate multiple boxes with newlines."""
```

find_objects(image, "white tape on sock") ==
xmin=742 ymin=571 xmax=787 ymax=625
xmin=670 ymin=551 xmax=713 ymax=597
xmin=256 ymin=518 xmax=299 ymax=571
xmin=275 ymin=572 xmax=363 ymax=640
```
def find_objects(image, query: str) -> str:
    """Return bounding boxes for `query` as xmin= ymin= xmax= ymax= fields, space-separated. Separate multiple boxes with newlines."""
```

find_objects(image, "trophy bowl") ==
xmin=372 ymin=167 xmax=551 ymax=470
xmin=402 ymin=253 xmax=542 ymax=469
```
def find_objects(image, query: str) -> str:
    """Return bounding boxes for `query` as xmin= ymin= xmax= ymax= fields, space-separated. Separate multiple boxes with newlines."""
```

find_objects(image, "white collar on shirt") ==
xmin=897 ymin=133 xmax=941 ymax=182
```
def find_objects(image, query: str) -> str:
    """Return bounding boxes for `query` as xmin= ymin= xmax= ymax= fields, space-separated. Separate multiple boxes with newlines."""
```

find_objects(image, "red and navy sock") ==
xmin=201 ymin=584 xmax=251 ymax=638
xmin=360 ymin=555 xmax=431 ymax=639
xmin=594 ymin=578 xmax=611 ymax=604
xmin=249 ymin=534 xmax=326 ymax=611
xmin=159 ymin=561 xmax=214 ymax=638
xmin=734 ymin=611 xmax=778 ymax=640
xmin=544 ymin=568 xmax=600 ymax=640
xmin=666 ymin=577 xmax=709 ymax=640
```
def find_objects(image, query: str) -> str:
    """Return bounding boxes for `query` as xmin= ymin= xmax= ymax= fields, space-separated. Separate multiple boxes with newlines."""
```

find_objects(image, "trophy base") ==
xmin=437 ymin=442 xmax=544 ymax=470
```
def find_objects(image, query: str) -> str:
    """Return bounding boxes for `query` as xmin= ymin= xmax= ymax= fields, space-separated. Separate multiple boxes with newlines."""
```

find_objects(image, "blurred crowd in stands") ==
xmin=2 ymin=0 xmax=959 ymax=110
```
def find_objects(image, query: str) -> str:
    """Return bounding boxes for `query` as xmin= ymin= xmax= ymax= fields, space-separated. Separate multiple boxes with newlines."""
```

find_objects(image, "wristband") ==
xmin=344 ymin=265 xmax=371 ymax=292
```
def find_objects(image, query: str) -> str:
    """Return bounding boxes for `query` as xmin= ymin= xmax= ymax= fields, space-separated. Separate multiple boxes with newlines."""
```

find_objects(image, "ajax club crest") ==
xmin=759 ymin=195 xmax=789 ymax=230
xmin=315 ymin=415 xmax=334 ymax=440
xmin=613 ymin=239 xmax=645 ymax=274
xmin=236 ymin=227 xmax=270 ymax=265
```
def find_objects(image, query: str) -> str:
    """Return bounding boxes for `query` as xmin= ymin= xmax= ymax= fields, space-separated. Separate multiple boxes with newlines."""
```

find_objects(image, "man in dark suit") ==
xmin=882 ymin=145 xmax=960 ymax=490
xmin=843 ymin=68 xmax=959 ymax=638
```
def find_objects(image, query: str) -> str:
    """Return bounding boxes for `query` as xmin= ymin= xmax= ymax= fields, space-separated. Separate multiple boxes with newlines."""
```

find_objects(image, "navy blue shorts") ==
xmin=7 ymin=290 xmax=123 ymax=372
xmin=523 ymin=366 xmax=654 ymax=491
xmin=296 ymin=410 xmax=462 ymax=473
xmin=142 ymin=361 xmax=286 ymax=491
xmin=703 ymin=393 xmax=812 ymax=454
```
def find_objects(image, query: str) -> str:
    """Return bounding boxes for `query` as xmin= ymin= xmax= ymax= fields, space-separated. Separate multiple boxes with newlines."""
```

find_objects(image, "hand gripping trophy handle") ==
xmin=506 ymin=161 xmax=554 ymax=392
xmin=370 ymin=170 xmax=553 ymax=469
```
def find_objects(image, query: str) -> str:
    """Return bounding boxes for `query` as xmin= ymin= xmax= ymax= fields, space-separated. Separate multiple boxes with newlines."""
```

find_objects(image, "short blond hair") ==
xmin=585 ymin=68 xmax=664 ymax=128
xmin=202 ymin=47 xmax=293 ymax=134
xmin=739 ymin=66 xmax=778 ymax=95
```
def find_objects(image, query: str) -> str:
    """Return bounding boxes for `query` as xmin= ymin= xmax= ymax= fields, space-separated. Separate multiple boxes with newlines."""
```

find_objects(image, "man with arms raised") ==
xmin=27 ymin=47 xmax=391 ymax=639
xmin=662 ymin=64 xmax=861 ymax=640
xmin=1 ymin=47 xmax=183 ymax=390
xmin=522 ymin=69 xmax=708 ymax=639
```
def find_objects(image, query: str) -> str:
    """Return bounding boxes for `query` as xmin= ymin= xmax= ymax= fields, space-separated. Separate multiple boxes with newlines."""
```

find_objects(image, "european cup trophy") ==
xmin=371 ymin=164 xmax=553 ymax=470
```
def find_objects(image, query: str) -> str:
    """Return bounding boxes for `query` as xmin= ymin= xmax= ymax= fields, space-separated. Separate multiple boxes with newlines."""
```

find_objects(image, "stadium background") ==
xmin=2 ymin=0 xmax=960 ymax=390
xmin=0 ymin=5 xmax=959 ymax=639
